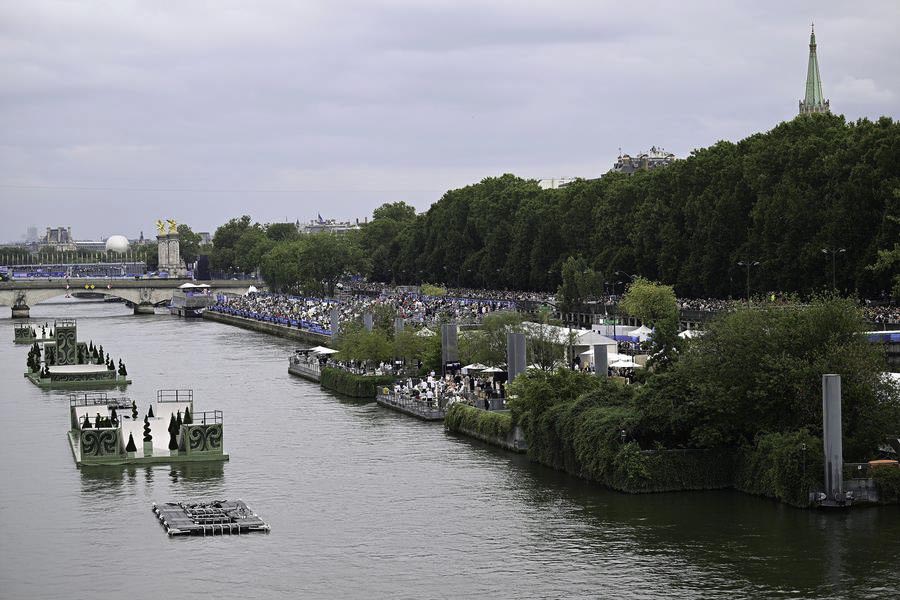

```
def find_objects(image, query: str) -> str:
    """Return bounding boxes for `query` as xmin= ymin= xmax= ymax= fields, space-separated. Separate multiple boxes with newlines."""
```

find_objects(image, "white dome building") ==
xmin=105 ymin=235 xmax=130 ymax=253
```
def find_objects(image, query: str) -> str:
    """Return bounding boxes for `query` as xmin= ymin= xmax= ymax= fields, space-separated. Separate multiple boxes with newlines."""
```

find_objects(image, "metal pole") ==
xmin=832 ymin=252 xmax=836 ymax=290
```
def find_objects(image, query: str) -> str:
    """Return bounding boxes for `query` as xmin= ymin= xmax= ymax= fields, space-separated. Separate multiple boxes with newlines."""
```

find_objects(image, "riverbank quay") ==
xmin=444 ymin=403 xmax=526 ymax=451
xmin=288 ymin=355 xmax=321 ymax=383
xmin=376 ymin=391 xmax=447 ymax=421
xmin=203 ymin=308 xmax=330 ymax=345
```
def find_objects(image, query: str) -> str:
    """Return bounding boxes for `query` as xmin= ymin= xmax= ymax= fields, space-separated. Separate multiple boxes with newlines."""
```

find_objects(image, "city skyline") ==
xmin=1 ymin=0 xmax=898 ymax=241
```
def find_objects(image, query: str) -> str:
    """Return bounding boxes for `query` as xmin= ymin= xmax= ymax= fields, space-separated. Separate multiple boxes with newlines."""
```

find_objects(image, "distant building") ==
xmin=297 ymin=216 xmax=362 ymax=235
xmin=798 ymin=24 xmax=830 ymax=115
xmin=538 ymin=178 xmax=579 ymax=190
xmin=197 ymin=232 xmax=212 ymax=245
xmin=74 ymin=240 xmax=107 ymax=252
xmin=42 ymin=227 xmax=76 ymax=251
xmin=25 ymin=226 xmax=38 ymax=243
xmin=612 ymin=146 xmax=676 ymax=175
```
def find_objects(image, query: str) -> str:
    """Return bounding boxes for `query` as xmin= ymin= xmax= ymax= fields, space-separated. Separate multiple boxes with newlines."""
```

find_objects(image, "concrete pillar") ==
xmin=394 ymin=317 xmax=405 ymax=334
xmin=11 ymin=305 xmax=30 ymax=319
xmin=133 ymin=303 xmax=155 ymax=315
xmin=330 ymin=307 xmax=340 ymax=337
xmin=822 ymin=374 xmax=844 ymax=503
xmin=507 ymin=332 xmax=526 ymax=382
xmin=363 ymin=313 xmax=374 ymax=332
xmin=593 ymin=344 xmax=608 ymax=377
xmin=441 ymin=323 xmax=458 ymax=372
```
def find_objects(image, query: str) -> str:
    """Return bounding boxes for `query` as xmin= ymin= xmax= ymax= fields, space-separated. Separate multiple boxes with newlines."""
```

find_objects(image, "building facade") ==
xmin=612 ymin=147 xmax=676 ymax=175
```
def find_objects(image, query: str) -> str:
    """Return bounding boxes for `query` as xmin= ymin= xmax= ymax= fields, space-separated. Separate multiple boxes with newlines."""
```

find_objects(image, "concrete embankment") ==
xmin=451 ymin=423 xmax=528 ymax=453
xmin=202 ymin=310 xmax=330 ymax=346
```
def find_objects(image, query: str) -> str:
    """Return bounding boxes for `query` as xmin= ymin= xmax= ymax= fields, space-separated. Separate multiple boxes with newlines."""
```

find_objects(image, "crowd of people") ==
xmin=378 ymin=371 xmax=506 ymax=413
xmin=865 ymin=304 xmax=900 ymax=327
xmin=209 ymin=291 xmax=518 ymax=335
xmin=210 ymin=283 xmax=900 ymax=338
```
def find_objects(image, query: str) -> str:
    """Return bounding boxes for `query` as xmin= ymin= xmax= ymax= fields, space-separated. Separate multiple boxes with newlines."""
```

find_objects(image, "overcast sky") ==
xmin=1 ymin=0 xmax=897 ymax=242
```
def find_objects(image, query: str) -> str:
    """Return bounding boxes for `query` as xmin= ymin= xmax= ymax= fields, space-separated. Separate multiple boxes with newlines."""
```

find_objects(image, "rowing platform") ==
xmin=152 ymin=500 xmax=270 ymax=536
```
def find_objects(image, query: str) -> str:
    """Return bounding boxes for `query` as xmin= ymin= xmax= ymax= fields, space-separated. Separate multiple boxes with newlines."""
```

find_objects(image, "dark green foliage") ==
xmin=507 ymin=299 xmax=900 ymax=504
xmin=732 ymin=430 xmax=823 ymax=507
xmin=651 ymin=297 xmax=900 ymax=457
xmin=445 ymin=404 xmax=513 ymax=440
xmin=259 ymin=232 xmax=365 ymax=296
xmin=82 ymin=414 xmax=92 ymax=429
xmin=125 ymin=433 xmax=137 ymax=453
xmin=167 ymin=414 xmax=179 ymax=451
xmin=319 ymin=367 xmax=395 ymax=398
xmin=147 ymin=405 xmax=154 ymax=418
xmin=872 ymin=466 xmax=900 ymax=503
xmin=94 ymin=413 xmax=102 ymax=428
xmin=118 ymin=360 xmax=127 ymax=376
xmin=131 ymin=400 xmax=138 ymax=420
xmin=183 ymin=405 xmax=192 ymax=425
xmin=176 ymin=410 xmax=182 ymax=429
xmin=110 ymin=408 xmax=119 ymax=426
xmin=142 ymin=416 xmax=152 ymax=442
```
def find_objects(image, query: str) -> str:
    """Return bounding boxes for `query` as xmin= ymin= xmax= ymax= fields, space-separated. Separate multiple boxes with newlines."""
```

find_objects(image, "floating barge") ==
xmin=68 ymin=390 xmax=229 ymax=467
xmin=152 ymin=500 xmax=270 ymax=536
xmin=375 ymin=392 xmax=446 ymax=422
xmin=169 ymin=286 xmax=214 ymax=317
xmin=24 ymin=319 xmax=131 ymax=389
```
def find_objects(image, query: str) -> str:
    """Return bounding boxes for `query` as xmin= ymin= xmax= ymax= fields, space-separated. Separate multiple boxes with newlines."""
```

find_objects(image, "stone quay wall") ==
xmin=202 ymin=310 xmax=330 ymax=346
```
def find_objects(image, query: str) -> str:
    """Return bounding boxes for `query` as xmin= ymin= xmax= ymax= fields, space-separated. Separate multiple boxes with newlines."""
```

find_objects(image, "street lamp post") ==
xmin=737 ymin=260 xmax=760 ymax=304
xmin=821 ymin=247 xmax=845 ymax=291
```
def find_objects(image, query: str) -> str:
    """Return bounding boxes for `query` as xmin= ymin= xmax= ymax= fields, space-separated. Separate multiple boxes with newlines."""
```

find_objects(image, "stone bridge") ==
xmin=0 ymin=279 xmax=259 ymax=317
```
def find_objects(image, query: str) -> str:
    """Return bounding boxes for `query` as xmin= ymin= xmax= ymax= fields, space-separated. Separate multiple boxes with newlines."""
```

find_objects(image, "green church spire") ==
xmin=799 ymin=23 xmax=830 ymax=115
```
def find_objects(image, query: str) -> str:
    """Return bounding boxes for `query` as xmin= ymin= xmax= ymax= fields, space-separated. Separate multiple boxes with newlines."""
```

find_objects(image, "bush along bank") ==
xmin=444 ymin=404 xmax=525 ymax=452
xmin=509 ymin=371 xmax=823 ymax=503
xmin=320 ymin=367 xmax=396 ymax=398
xmin=505 ymin=298 xmax=900 ymax=508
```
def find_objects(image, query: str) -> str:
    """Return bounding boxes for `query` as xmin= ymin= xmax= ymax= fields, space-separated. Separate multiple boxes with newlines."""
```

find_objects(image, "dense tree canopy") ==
xmin=365 ymin=115 xmax=898 ymax=298
xmin=214 ymin=115 xmax=898 ymax=299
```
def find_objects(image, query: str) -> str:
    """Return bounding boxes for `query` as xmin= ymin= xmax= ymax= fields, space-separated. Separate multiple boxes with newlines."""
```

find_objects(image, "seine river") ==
xmin=2 ymin=299 xmax=899 ymax=599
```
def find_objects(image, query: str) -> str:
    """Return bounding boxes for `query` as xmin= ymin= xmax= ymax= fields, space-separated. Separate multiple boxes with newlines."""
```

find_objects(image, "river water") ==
xmin=1 ymin=300 xmax=898 ymax=599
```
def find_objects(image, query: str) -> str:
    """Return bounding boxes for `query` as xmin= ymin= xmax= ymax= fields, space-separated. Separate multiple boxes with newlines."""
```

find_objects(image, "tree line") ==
xmin=207 ymin=114 xmax=899 ymax=299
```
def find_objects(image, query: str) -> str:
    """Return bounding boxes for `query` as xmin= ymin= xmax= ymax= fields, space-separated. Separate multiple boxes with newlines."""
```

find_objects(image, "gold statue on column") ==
xmin=167 ymin=219 xmax=178 ymax=234
xmin=155 ymin=220 xmax=166 ymax=235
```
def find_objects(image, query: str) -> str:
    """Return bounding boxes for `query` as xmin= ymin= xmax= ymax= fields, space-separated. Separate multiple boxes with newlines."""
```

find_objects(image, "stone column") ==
xmin=363 ymin=313 xmax=374 ymax=332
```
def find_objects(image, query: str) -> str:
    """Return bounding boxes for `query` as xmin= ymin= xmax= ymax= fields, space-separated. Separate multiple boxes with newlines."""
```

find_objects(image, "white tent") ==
xmin=415 ymin=327 xmax=436 ymax=337
xmin=610 ymin=357 xmax=640 ymax=368
xmin=632 ymin=325 xmax=654 ymax=342
xmin=309 ymin=346 xmax=339 ymax=355
xmin=482 ymin=366 xmax=504 ymax=373
xmin=245 ymin=285 xmax=259 ymax=295
xmin=462 ymin=363 xmax=488 ymax=374
xmin=179 ymin=282 xmax=198 ymax=288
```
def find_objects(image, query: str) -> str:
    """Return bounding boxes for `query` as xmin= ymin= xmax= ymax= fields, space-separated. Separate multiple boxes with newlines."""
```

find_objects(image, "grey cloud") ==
xmin=0 ymin=0 xmax=898 ymax=241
